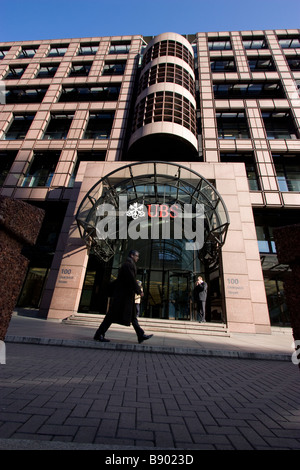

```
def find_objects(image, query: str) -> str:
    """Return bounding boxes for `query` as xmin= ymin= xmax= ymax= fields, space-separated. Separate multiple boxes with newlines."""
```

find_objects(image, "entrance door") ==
xmin=169 ymin=272 xmax=191 ymax=320
xmin=136 ymin=269 xmax=191 ymax=320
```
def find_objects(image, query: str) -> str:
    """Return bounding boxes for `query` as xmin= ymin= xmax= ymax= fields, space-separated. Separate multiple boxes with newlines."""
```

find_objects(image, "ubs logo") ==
xmin=147 ymin=204 xmax=180 ymax=218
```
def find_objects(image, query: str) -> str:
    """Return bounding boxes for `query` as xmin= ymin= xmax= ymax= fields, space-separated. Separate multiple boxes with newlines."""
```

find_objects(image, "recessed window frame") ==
xmin=0 ymin=47 xmax=10 ymax=59
xmin=59 ymin=84 xmax=121 ymax=102
xmin=109 ymin=41 xmax=131 ymax=54
xmin=0 ymin=151 xmax=16 ymax=186
xmin=220 ymin=152 xmax=261 ymax=190
xmin=242 ymin=37 xmax=268 ymax=50
xmin=213 ymin=81 xmax=285 ymax=99
xmin=5 ymin=86 xmax=48 ymax=104
xmin=286 ymin=57 xmax=300 ymax=71
xmin=3 ymin=114 xmax=35 ymax=140
xmin=278 ymin=36 xmax=300 ymax=49
xmin=248 ymin=57 xmax=276 ymax=72
xmin=272 ymin=153 xmax=300 ymax=192
xmin=43 ymin=113 xmax=74 ymax=140
xmin=68 ymin=151 xmax=106 ymax=187
xmin=262 ymin=111 xmax=299 ymax=140
xmin=83 ymin=112 xmax=115 ymax=140
xmin=210 ymin=58 xmax=236 ymax=72
xmin=20 ymin=151 xmax=60 ymax=188
xmin=5 ymin=65 xmax=27 ymax=79
xmin=37 ymin=63 xmax=59 ymax=78
xmin=77 ymin=43 xmax=99 ymax=56
xmin=68 ymin=62 xmax=92 ymax=77
xmin=18 ymin=46 xmax=39 ymax=59
xmin=102 ymin=60 xmax=126 ymax=76
xmin=208 ymin=38 xmax=232 ymax=51
xmin=216 ymin=111 xmax=250 ymax=140
xmin=47 ymin=45 xmax=68 ymax=57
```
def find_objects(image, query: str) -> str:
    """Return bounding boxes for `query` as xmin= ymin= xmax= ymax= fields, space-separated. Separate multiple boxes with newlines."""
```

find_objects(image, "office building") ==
xmin=0 ymin=29 xmax=299 ymax=334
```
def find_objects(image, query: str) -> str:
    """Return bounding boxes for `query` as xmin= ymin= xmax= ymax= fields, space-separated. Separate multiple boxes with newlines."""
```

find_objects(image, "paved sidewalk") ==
xmin=0 ymin=314 xmax=299 ymax=451
xmin=4 ymin=314 xmax=297 ymax=360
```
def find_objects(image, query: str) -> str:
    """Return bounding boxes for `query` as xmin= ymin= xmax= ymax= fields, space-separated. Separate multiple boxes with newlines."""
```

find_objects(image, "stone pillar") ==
xmin=0 ymin=196 xmax=44 ymax=340
xmin=273 ymin=224 xmax=300 ymax=369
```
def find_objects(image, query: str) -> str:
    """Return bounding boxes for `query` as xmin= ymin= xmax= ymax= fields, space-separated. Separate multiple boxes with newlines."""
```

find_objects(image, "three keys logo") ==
xmin=0 ymin=340 xmax=6 ymax=364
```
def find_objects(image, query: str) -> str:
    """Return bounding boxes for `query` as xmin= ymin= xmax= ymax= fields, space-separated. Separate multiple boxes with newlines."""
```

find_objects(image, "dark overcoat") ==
xmin=109 ymin=257 xmax=142 ymax=326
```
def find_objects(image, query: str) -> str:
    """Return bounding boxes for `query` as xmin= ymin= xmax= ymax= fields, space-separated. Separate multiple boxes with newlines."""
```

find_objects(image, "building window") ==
xmin=3 ymin=114 xmax=35 ymax=140
xmin=242 ymin=37 xmax=268 ymax=49
xmin=0 ymin=151 xmax=16 ymax=186
xmin=138 ymin=63 xmax=195 ymax=96
xmin=59 ymin=85 xmax=121 ymax=102
xmin=5 ymin=87 xmax=48 ymax=103
xmin=21 ymin=152 xmax=60 ymax=188
xmin=132 ymin=91 xmax=197 ymax=135
xmin=286 ymin=57 xmax=300 ymax=71
xmin=262 ymin=111 xmax=298 ymax=139
xmin=102 ymin=61 xmax=126 ymax=75
xmin=47 ymin=46 xmax=68 ymax=57
xmin=213 ymin=81 xmax=284 ymax=99
xmin=68 ymin=63 xmax=92 ymax=77
xmin=18 ymin=46 xmax=38 ymax=58
xmin=109 ymin=41 xmax=131 ymax=54
xmin=273 ymin=154 xmax=300 ymax=191
xmin=210 ymin=58 xmax=236 ymax=72
xmin=37 ymin=64 xmax=59 ymax=78
xmin=68 ymin=151 xmax=106 ymax=187
xmin=83 ymin=113 xmax=115 ymax=139
xmin=255 ymin=224 xmax=276 ymax=253
xmin=220 ymin=153 xmax=260 ymax=190
xmin=278 ymin=36 xmax=300 ymax=49
xmin=0 ymin=47 xmax=10 ymax=59
xmin=142 ymin=40 xmax=194 ymax=69
xmin=43 ymin=114 xmax=74 ymax=140
xmin=248 ymin=57 xmax=276 ymax=72
xmin=5 ymin=65 xmax=27 ymax=79
xmin=77 ymin=43 xmax=98 ymax=55
xmin=216 ymin=112 xmax=250 ymax=139
xmin=208 ymin=39 xmax=232 ymax=50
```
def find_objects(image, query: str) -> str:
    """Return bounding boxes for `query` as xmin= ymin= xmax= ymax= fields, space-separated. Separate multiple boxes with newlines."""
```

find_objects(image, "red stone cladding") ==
xmin=0 ymin=196 xmax=44 ymax=340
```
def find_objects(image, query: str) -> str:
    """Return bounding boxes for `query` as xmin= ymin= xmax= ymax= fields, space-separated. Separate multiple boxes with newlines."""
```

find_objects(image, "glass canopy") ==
xmin=76 ymin=161 xmax=230 ymax=266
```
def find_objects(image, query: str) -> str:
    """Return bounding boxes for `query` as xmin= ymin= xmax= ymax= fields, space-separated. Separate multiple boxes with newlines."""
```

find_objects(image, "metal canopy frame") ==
xmin=76 ymin=161 xmax=230 ymax=265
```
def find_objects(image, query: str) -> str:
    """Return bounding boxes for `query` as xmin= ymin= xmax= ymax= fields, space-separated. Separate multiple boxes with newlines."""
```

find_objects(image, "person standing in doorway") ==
xmin=194 ymin=276 xmax=208 ymax=323
xmin=94 ymin=250 xmax=153 ymax=344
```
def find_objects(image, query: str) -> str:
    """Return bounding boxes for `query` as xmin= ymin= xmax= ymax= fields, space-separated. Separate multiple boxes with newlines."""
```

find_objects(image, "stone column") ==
xmin=0 ymin=196 xmax=44 ymax=340
xmin=273 ymin=224 xmax=300 ymax=369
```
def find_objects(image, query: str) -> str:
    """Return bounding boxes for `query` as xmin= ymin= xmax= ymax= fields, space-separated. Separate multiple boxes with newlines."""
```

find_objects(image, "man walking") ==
xmin=94 ymin=250 xmax=153 ymax=344
xmin=194 ymin=275 xmax=208 ymax=323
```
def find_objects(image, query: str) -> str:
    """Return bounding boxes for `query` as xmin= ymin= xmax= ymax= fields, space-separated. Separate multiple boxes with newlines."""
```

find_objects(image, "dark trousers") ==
xmin=196 ymin=300 xmax=206 ymax=322
xmin=95 ymin=308 xmax=144 ymax=340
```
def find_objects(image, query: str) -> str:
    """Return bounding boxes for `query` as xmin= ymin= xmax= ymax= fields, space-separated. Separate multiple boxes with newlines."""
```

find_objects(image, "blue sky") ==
xmin=1 ymin=0 xmax=300 ymax=42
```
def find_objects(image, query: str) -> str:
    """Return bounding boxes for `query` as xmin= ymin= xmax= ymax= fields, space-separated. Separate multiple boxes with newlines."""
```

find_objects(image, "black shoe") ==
xmin=94 ymin=334 xmax=110 ymax=342
xmin=138 ymin=334 xmax=153 ymax=344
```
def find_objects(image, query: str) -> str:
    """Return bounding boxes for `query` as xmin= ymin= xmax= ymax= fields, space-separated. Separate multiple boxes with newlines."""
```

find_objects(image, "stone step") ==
xmin=63 ymin=314 xmax=230 ymax=337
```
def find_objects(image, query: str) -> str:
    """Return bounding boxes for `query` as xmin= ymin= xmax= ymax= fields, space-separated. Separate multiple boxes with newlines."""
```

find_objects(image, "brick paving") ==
xmin=1 ymin=342 xmax=300 ymax=450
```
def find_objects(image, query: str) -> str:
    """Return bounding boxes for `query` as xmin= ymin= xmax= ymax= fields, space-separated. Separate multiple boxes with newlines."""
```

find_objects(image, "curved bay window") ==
xmin=76 ymin=162 xmax=230 ymax=321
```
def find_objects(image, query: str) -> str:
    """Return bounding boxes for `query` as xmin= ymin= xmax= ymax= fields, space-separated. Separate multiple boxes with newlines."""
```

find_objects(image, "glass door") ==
xmin=168 ymin=272 xmax=191 ymax=320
